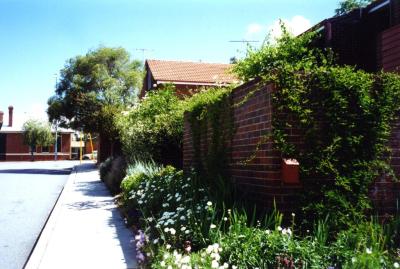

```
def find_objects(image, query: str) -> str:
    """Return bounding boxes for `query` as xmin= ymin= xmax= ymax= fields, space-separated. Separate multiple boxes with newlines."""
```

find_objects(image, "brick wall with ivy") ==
xmin=183 ymin=79 xmax=400 ymax=216
xmin=183 ymin=79 xmax=302 ymax=213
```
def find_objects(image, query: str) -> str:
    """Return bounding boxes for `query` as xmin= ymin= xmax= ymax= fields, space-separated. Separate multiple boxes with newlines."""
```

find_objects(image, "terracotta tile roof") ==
xmin=146 ymin=59 xmax=238 ymax=84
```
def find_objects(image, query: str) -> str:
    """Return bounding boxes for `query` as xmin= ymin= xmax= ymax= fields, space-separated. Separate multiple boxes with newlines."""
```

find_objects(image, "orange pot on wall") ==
xmin=282 ymin=158 xmax=300 ymax=184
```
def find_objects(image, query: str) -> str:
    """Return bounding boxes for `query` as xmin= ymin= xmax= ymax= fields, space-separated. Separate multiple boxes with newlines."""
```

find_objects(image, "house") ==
xmin=0 ymin=106 xmax=73 ymax=161
xmin=183 ymin=0 xmax=400 ymax=216
xmin=313 ymin=0 xmax=400 ymax=72
xmin=140 ymin=59 xmax=238 ymax=98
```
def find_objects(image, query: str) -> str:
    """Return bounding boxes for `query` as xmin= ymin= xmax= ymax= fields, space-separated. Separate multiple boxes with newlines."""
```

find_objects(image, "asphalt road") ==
xmin=0 ymin=161 xmax=79 ymax=269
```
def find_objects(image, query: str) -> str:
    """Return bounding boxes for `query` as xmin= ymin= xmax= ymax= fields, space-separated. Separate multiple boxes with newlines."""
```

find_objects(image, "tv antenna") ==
xmin=135 ymin=48 xmax=154 ymax=63
xmin=229 ymin=40 xmax=259 ymax=43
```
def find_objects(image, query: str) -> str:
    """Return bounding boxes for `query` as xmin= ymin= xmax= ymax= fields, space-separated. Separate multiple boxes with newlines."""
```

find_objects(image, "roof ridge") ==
xmin=146 ymin=59 xmax=232 ymax=65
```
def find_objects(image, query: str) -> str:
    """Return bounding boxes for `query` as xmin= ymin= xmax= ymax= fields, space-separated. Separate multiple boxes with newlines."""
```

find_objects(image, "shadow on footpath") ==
xmin=75 ymin=162 xmax=98 ymax=173
xmin=66 ymin=163 xmax=137 ymax=267
xmin=66 ymin=199 xmax=115 ymax=210
xmin=109 ymin=208 xmax=137 ymax=268
xmin=0 ymin=168 xmax=72 ymax=175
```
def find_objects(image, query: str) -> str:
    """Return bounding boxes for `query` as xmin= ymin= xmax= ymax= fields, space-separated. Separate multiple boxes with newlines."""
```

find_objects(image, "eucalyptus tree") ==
xmin=47 ymin=47 xmax=143 ymax=137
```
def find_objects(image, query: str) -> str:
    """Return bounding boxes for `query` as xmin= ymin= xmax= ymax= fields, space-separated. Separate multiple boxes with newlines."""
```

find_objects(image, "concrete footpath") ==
xmin=25 ymin=162 xmax=138 ymax=269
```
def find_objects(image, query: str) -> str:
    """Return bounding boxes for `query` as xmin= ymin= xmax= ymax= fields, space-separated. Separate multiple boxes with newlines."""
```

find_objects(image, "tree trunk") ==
xmin=30 ymin=145 xmax=35 ymax=162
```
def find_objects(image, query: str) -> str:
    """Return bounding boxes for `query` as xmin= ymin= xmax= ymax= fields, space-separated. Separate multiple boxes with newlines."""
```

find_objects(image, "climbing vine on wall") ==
xmin=234 ymin=24 xmax=400 ymax=228
xmin=185 ymin=87 xmax=235 ymax=202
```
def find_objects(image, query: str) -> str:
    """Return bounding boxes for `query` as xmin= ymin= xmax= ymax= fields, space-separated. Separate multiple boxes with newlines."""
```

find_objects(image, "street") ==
xmin=0 ymin=161 xmax=78 ymax=269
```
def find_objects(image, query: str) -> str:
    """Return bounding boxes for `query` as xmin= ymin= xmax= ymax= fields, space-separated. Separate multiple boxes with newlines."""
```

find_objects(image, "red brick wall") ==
xmin=183 ymin=79 xmax=302 ymax=213
xmin=381 ymin=24 xmax=400 ymax=72
xmin=3 ymin=132 xmax=71 ymax=161
xmin=369 ymin=112 xmax=400 ymax=215
xmin=183 ymin=79 xmax=400 ymax=215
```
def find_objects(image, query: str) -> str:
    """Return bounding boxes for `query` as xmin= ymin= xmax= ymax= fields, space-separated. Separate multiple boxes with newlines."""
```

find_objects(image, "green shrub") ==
xmin=121 ymin=172 xmax=146 ymax=202
xmin=117 ymin=87 xmax=186 ymax=165
xmin=217 ymin=210 xmax=329 ymax=269
xmin=99 ymin=157 xmax=113 ymax=181
xmin=102 ymin=156 xmax=126 ymax=194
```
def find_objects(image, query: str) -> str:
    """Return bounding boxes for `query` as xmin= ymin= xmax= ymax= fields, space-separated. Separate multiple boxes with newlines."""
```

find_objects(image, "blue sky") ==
xmin=0 ymin=0 xmax=339 ymax=122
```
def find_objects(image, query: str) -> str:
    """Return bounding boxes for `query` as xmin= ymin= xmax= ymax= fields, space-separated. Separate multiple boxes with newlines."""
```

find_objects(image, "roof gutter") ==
xmin=368 ymin=0 xmax=390 ymax=13
xmin=156 ymin=80 xmax=234 ymax=86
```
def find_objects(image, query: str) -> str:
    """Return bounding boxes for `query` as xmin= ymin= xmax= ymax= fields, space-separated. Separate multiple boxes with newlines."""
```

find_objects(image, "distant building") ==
xmin=0 ymin=106 xmax=73 ymax=161
xmin=140 ymin=59 xmax=238 ymax=98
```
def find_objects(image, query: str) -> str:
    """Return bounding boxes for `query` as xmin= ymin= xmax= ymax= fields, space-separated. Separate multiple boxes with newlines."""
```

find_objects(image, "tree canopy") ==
xmin=22 ymin=119 xmax=53 ymax=160
xmin=47 ymin=47 xmax=143 ymax=136
xmin=335 ymin=0 xmax=374 ymax=15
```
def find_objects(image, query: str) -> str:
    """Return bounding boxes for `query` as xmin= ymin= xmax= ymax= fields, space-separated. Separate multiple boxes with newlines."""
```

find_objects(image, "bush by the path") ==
xmin=120 ymin=161 xmax=400 ymax=268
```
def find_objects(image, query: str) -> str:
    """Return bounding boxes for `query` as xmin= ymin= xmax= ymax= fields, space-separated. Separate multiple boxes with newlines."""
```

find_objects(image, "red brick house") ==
xmin=313 ymin=0 xmax=400 ymax=72
xmin=0 ymin=106 xmax=73 ymax=161
xmin=140 ymin=59 xmax=238 ymax=98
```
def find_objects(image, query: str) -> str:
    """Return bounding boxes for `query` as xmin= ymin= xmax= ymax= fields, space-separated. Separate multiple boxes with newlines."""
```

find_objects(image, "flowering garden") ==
xmin=99 ymin=27 xmax=400 ymax=268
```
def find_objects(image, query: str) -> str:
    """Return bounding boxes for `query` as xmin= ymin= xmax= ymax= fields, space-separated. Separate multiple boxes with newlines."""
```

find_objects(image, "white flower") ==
xmin=181 ymin=226 xmax=186 ymax=231
xmin=223 ymin=217 xmax=228 ymax=221
xmin=164 ymin=228 xmax=170 ymax=233
xmin=223 ymin=263 xmax=229 ymax=269
xmin=181 ymin=255 xmax=190 ymax=264
xmin=169 ymin=228 xmax=176 ymax=235
xmin=232 ymin=266 xmax=237 ymax=269
xmin=160 ymin=261 xmax=166 ymax=267
xmin=167 ymin=266 xmax=172 ymax=269
xmin=210 ymin=224 xmax=217 ymax=229
xmin=266 ymin=229 xmax=270 ymax=234
xmin=153 ymin=238 xmax=159 ymax=244
xmin=366 ymin=247 xmax=372 ymax=254
xmin=291 ymin=213 xmax=295 ymax=217
xmin=207 ymin=201 xmax=213 ymax=206
xmin=351 ymin=257 xmax=356 ymax=263
xmin=211 ymin=252 xmax=221 ymax=261
xmin=211 ymin=260 xmax=219 ymax=268
xmin=394 ymin=262 xmax=400 ymax=268
xmin=277 ymin=226 xmax=282 ymax=231
xmin=185 ymin=229 xmax=190 ymax=234
xmin=166 ymin=244 xmax=171 ymax=249
xmin=212 ymin=243 xmax=220 ymax=252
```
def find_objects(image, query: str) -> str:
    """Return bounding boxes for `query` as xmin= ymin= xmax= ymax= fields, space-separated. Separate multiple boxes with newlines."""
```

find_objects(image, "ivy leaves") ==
xmin=234 ymin=24 xmax=400 ymax=229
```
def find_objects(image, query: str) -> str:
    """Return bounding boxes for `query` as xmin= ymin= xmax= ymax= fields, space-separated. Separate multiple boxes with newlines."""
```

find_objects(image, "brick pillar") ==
xmin=0 ymin=111 xmax=3 ymax=129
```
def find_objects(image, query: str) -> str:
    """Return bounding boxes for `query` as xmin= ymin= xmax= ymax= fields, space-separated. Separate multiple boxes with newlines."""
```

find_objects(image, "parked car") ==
xmin=82 ymin=150 xmax=97 ymax=160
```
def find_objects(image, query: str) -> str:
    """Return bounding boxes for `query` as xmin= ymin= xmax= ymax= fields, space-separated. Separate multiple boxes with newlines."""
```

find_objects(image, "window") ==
xmin=56 ymin=136 xmax=62 ymax=152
